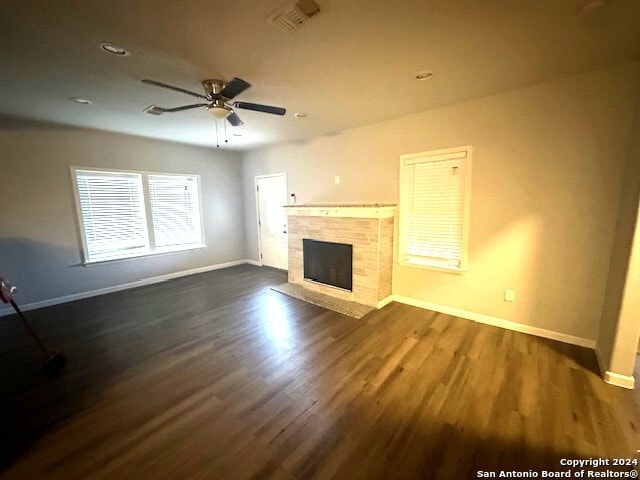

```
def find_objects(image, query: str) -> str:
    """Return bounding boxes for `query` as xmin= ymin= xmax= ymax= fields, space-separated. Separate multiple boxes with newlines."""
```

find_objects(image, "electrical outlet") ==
xmin=504 ymin=289 xmax=516 ymax=302
xmin=334 ymin=175 xmax=341 ymax=184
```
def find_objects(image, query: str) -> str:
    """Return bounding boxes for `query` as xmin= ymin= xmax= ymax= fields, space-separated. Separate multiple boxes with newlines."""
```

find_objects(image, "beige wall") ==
xmin=598 ymin=91 xmax=640 ymax=377
xmin=242 ymin=62 xmax=640 ymax=341
xmin=0 ymin=122 xmax=245 ymax=307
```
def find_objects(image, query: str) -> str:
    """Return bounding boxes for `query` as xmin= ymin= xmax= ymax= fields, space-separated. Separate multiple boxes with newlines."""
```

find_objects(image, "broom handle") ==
xmin=10 ymin=299 xmax=50 ymax=359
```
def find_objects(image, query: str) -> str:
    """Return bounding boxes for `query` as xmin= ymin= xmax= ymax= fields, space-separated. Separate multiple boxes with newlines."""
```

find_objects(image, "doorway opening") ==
xmin=255 ymin=174 xmax=288 ymax=270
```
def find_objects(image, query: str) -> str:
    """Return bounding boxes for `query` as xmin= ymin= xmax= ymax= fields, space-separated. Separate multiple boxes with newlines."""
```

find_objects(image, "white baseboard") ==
xmin=603 ymin=371 xmax=635 ymax=389
xmin=391 ymin=295 xmax=596 ymax=349
xmin=594 ymin=344 xmax=635 ymax=389
xmin=0 ymin=259 xmax=254 ymax=317
xmin=245 ymin=259 xmax=262 ymax=267
xmin=377 ymin=296 xmax=394 ymax=309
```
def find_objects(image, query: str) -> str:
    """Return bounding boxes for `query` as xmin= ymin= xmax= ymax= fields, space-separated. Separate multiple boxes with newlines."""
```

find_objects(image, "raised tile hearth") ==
xmin=285 ymin=204 xmax=396 ymax=308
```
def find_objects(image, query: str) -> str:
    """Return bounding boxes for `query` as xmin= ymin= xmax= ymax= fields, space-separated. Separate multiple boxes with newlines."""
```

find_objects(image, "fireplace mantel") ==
xmin=285 ymin=204 xmax=396 ymax=219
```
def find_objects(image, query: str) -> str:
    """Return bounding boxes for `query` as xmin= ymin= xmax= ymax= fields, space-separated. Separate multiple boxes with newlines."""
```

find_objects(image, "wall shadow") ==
xmin=284 ymin=407 xmax=637 ymax=479
xmin=542 ymin=336 xmax=602 ymax=377
xmin=0 ymin=237 xmax=84 ymax=309
xmin=0 ymin=114 xmax=78 ymax=132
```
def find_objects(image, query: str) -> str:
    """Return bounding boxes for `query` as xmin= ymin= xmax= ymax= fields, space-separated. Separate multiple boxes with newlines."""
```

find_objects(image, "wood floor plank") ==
xmin=1 ymin=264 xmax=639 ymax=479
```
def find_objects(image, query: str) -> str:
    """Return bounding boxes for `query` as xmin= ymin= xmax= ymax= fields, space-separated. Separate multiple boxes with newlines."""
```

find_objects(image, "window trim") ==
xmin=70 ymin=166 xmax=206 ymax=265
xmin=398 ymin=145 xmax=473 ymax=274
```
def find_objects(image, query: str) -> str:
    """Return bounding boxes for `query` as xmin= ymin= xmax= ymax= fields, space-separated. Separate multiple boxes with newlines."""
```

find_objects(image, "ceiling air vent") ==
xmin=269 ymin=0 xmax=321 ymax=32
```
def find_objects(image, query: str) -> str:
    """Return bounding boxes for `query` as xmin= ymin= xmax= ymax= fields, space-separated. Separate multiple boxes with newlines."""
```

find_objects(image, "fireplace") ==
xmin=303 ymin=239 xmax=353 ymax=291
xmin=285 ymin=204 xmax=396 ymax=308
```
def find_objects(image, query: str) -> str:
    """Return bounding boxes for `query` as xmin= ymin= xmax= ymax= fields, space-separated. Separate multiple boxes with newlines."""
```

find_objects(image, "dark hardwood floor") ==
xmin=1 ymin=264 xmax=639 ymax=479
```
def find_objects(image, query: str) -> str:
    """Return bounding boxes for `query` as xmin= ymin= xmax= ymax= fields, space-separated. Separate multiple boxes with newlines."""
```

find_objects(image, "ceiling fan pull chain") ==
xmin=224 ymin=119 xmax=228 ymax=143
xmin=215 ymin=118 xmax=220 ymax=148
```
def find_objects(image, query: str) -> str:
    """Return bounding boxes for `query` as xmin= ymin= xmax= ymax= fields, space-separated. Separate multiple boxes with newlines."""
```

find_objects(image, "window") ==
xmin=148 ymin=175 xmax=202 ymax=251
xmin=74 ymin=170 xmax=150 ymax=262
xmin=399 ymin=146 xmax=472 ymax=272
xmin=72 ymin=168 xmax=204 ymax=264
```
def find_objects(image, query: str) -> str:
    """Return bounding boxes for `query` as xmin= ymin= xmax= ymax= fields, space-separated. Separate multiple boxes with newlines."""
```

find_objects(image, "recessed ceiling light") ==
xmin=99 ymin=42 xmax=129 ymax=56
xmin=416 ymin=71 xmax=433 ymax=81
xmin=69 ymin=97 xmax=92 ymax=105
xmin=294 ymin=112 xmax=308 ymax=118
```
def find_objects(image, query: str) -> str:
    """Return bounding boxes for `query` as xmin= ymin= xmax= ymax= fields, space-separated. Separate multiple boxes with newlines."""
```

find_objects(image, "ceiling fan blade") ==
xmin=226 ymin=111 xmax=244 ymax=126
xmin=161 ymin=103 xmax=209 ymax=113
xmin=144 ymin=105 xmax=166 ymax=115
xmin=220 ymin=77 xmax=251 ymax=99
xmin=233 ymin=102 xmax=286 ymax=116
xmin=142 ymin=79 xmax=208 ymax=100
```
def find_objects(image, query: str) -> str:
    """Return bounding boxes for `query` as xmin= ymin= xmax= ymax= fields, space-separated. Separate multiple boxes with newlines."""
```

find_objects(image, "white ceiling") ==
xmin=1 ymin=0 xmax=639 ymax=151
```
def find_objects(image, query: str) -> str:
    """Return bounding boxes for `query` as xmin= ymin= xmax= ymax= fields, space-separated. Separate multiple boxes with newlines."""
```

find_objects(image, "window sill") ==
xmin=83 ymin=244 xmax=206 ymax=266
xmin=398 ymin=259 xmax=466 ymax=275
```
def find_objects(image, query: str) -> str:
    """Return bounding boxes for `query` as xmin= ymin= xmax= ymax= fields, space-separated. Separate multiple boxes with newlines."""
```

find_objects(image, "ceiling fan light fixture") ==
xmin=209 ymin=106 xmax=231 ymax=119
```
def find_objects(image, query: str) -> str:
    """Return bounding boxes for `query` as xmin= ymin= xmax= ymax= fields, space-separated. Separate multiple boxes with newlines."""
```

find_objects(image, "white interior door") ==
xmin=256 ymin=174 xmax=288 ymax=269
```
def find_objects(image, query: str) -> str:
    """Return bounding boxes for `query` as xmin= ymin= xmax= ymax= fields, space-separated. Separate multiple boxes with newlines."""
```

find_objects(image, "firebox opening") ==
xmin=303 ymin=239 xmax=353 ymax=291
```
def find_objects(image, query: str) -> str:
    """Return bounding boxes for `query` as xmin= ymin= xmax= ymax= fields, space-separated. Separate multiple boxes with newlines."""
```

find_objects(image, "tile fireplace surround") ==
xmin=284 ymin=204 xmax=396 ymax=308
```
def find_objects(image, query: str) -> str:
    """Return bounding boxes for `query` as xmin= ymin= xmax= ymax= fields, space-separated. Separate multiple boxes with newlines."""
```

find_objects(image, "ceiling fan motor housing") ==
xmin=202 ymin=79 xmax=228 ymax=98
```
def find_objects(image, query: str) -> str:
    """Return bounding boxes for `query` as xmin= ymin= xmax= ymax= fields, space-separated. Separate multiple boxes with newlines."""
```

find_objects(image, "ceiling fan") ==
xmin=141 ymin=77 xmax=286 ymax=126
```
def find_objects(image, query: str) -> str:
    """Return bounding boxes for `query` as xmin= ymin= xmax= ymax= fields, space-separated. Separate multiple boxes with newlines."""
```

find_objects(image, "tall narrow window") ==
xmin=72 ymin=168 xmax=205 ymax=264
xmin=399 ymin=146 xmax=472 ymax=271
xmin=148 ymin=174 xmax=203 ymax=251
xmin=74 ymin=170 xmax=150 ymax=262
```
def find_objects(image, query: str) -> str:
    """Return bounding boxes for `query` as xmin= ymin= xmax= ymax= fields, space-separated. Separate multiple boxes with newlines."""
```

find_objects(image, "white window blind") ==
xmin=75 ymin=170 xmax=150 ymax=262
xmin=73 ymin=168 xmax=205 ymax=264
xmin=400 ymin=148 xmax=471 ymax=270
xmin=148 ymin=174 xmax=203 ymax=251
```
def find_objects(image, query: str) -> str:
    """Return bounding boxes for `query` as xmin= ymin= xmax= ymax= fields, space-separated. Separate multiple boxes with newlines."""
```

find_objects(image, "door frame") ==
xmin=254 ymin=173 xmax=288 ymax=267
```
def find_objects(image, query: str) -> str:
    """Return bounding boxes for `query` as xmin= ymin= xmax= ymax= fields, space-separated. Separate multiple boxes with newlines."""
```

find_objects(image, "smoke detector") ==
xmin=269 ymin=0 xmax=321 ymax=32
